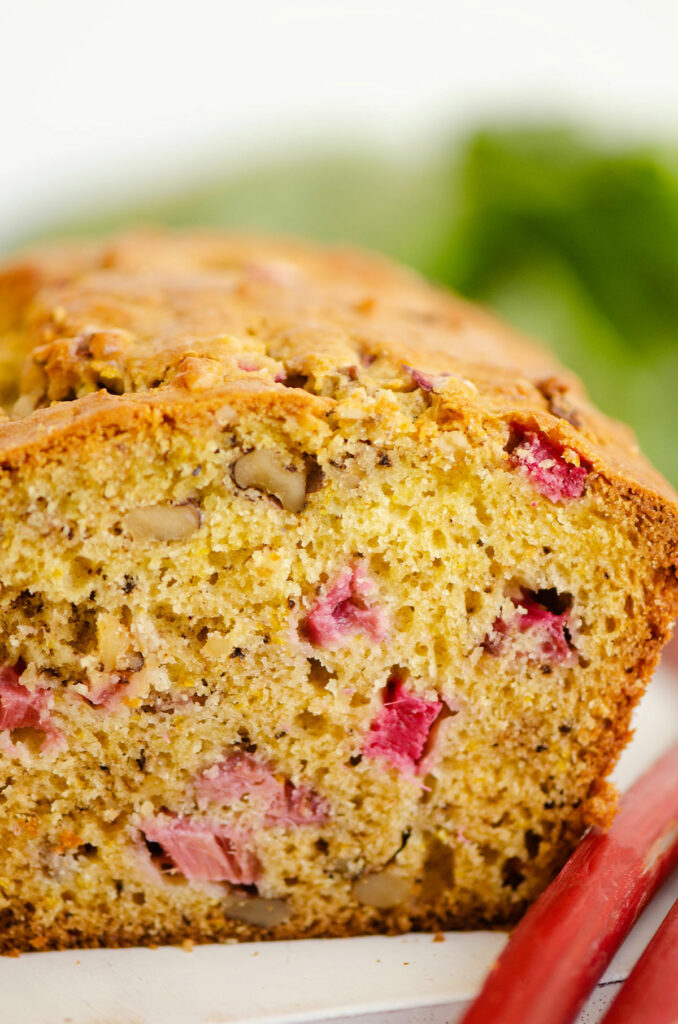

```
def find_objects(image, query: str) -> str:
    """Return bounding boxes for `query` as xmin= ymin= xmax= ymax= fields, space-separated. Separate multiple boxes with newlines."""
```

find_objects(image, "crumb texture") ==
xmin=0 ymin=229 xmax=676 ymax=953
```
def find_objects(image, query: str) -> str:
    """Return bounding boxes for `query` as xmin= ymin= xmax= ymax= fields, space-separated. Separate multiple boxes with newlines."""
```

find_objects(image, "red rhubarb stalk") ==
xmin=460 ymin=740 xmax=678 ymax=1024
xmin=600 ymin=896 xmax=678 ymax=1024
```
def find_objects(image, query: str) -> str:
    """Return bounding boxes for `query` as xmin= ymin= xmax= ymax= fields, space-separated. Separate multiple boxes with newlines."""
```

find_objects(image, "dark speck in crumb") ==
xmin=385 ymin=828 xmax=412 ymax=864
xmin=378 ymin=452 xmax=391 ymax=467
xmin=287 ymin=597 xmax=296 ymax=609
xmin=282 ymin=372 xmax=309 ymax=390
xmin=230 ymin=647 xmax=245 ymax=659
xmin=502 ymin=859 xmax=525 ymax=890
xmin=304 ymin=455 xmax=325 ymax=494
xmin=349 ymin=754 xmax=363 ymax=766
xmin=121 ymin=575 xmax=137 ymax=593
xmin=192 ymin=466 xmax=202 ymax=476
xmin=237 ymin=733 xmax=257 ymax=753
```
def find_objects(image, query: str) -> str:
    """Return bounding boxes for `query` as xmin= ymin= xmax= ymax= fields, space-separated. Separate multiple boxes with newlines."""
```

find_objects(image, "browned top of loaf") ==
xmin=0 ymin=228 xmax=676 ymax=516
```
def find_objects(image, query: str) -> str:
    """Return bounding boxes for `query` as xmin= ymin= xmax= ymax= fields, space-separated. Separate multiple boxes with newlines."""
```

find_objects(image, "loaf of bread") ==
xmin=0 ymin=230 xmax=676 ymax=952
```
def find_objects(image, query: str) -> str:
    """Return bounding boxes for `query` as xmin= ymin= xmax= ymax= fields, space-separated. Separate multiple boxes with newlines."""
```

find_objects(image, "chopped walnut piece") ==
xmin=233 ymin=450 xmax=307 ymax=513
xmin=96 ymin=613 xmax=132 ymax=673
xmin=536 ymin=377 xmax=582 ymax=428
xmin=224 ymin=897 xmax=291 ymax=927
xmin=353 ymin=868 xmax=411 ymax=908
xmin=123 ymin=504 xmax=201 ymax=542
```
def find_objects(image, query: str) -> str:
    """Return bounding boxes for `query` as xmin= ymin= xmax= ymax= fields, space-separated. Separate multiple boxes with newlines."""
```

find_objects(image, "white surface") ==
xmin=4 ymin=664 xmax=678 ymax=1024
xmin=2 ymin=0 xmax=678 ymax=248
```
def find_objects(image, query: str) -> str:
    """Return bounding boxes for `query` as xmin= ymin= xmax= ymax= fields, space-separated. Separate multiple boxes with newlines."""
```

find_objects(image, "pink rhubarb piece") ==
xmin=516 ymin=594 xmax=575 ymax=666
xmin=510 ymin=429 xmax=588 ymax=503
xmin=307 ymin=565 xmax=388 ymax=648
xmin=364 ymin=678 xmax=441 ymax=773
xmin=403 ymin=365 xmax=451 ymax=393
xmin=484 ymin=592 xmax=576 ymax=666
xmin=195 ymin=752 xmax=328 ymax=826
xmin=82 ymin=672 xmax=149 ymax=711
xmin=140 ymin=815 xmax=259 ymax=884
xmin=0 ymin=664 xmax=62 ymax=752
xmin=83 ymin=675 xmax=126 ymax=710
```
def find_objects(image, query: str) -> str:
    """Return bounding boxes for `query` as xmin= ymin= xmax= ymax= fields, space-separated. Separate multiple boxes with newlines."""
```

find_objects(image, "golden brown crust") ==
xmin=1 ymin=228 xmax=676 ymax=511
xmin=0 ymin=906 xmax=502 ymax=956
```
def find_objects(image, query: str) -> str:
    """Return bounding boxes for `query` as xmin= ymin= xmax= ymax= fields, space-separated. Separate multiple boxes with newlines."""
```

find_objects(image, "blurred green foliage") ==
xmin=30 ymin=126 xmax=678 ymax=485
xmin=441 ymin=129 xmax=678 ymax=487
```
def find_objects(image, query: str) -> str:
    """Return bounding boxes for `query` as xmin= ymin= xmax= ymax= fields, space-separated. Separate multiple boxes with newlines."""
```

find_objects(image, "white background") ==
xmin=2 ymin=0 xmax=678 ymax=248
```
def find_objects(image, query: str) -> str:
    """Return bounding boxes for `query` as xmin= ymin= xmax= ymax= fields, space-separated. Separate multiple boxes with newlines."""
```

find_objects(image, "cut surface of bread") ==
xmin=0 ymin=230 xmax=676 ymax=953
